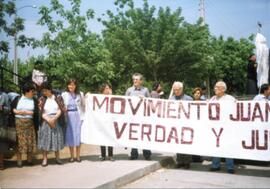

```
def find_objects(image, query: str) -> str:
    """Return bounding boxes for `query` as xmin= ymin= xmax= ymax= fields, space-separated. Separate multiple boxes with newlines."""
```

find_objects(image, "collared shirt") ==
xmin=169 ymin=94 xmax=193 ymax=101
xmin=125 ymin=86 xmax=150 ymax=97
xmin=253 ymin=94 xmax=268 ymax=101
xmin=210 ymin=94 xmax=236 ymax=101
xmin=15 ymin=95 xmax=34 ymax=119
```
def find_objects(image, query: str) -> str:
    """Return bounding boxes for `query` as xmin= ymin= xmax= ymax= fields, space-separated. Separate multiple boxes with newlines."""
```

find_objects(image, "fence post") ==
xmin=0 ymin=64 xmax=3 ymax=92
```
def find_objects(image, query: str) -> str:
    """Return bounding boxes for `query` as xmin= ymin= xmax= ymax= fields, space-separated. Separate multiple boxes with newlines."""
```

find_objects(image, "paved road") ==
xmin=1 ymin=145 xmax=270 ymax=188
xmin=123 ymin=163 xmax=270 ymax=188
xmin=0 ymin=145 xmax=172 ymax=188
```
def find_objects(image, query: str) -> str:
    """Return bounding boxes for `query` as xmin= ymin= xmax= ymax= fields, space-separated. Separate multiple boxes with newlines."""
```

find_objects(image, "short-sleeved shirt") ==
xmin=169 ymin=94 xmax=193 ymax=101
xmin=15 ymin=96 xmax=34 ymax=119
xmin=125 ymin=86 xmax=150 ymax=97
xmin=253 ymin=94 xmax=268 ymax=101
xmin=210 ymin=94 xmax=236 ymax=101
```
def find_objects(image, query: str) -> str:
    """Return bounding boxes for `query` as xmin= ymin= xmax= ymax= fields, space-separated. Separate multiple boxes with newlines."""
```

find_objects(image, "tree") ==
xmin=0 ymin=0 xmax=33 ymax=54
xmin=208 ymin=35 xmax=254 ymax=95
xmin=33 ymin=0 xmax=115 ymax=92
xmin=102 ymin=0 xmax=213 ymax=94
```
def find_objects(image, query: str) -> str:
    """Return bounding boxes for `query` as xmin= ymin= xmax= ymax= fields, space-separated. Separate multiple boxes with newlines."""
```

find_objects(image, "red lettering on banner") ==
xmin=114 ymin=122 xmax=127 ymax=139
xmin=212 ymin=128 xmax=223 ymax=147
xmin=129 ymin=123 xmax=139 ymax=140
xmin=178 ymin=102 xmax=190 ymax=119
xmin=256 ymin=130 xmax=268 ymax=150
xmin=242 ymin=130 xmax=269 ymax=150
xmin=266 ymin=103 xmax=270 ymax=122
xmin=147 ymin=99 xmax=162 ymax=117
xmin=181 ymin=127 xmax=194 ymax=144
xmin=141 ymin=124 xmax=152 ymax=141
xmin=155 ymin=125 xmax=166 ymax=142
xmin=128 ymin=98 xmax=143 ymax=115
xmin=110 ymin=97 xmax=125 ymax=114
xmin=191 ymin=102 xmax=207 ymax=120
xmin=242 ymin=130 xmax=255 ymax=149
xmin=252 ymin=103 xmax=264 ymax=121
xmin=241 ymin=103 xmax=251 ymax=121
xmin=209 ymin=103 xmax=220 ymax=120
xmin=93 ymin=96 xmax=109 ymax=112
xmin=167 ymin=127 xmax=179 ymax=143
xmin=167 ymin=101 xmax=177 ymax=118
xmin=230 ymin=103 xmax=240 ymax=121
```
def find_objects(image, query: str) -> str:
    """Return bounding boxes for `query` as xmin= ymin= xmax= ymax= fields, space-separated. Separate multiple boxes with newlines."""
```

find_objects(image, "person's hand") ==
xmin=138 ymin=94 xmax=145 ymax=99
xmin=47 ymin=118 xmax=56 ymax=128
xmin=254 ymin=63 xmax=257 ymax=68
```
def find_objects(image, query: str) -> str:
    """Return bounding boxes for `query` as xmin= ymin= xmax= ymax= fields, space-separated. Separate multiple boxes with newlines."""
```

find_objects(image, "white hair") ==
xmin=172 ymin=81 xmax=183 ymax=88
xmin=215 ymin=81 xmax=227 ymax=91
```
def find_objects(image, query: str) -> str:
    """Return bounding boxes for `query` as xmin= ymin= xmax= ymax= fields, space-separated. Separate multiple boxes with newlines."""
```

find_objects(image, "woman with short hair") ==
xmin=11 ymin=83 xmax=39 ymax=167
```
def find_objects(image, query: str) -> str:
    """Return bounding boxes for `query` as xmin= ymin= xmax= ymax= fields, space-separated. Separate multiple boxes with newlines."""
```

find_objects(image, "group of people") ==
xmin=0 ymin=79 xmax=86 ymax=169
xmin=125 ymin=73 xmax=270 ymax=174
xmin=0 ymin=60 xmax=270 ymax=174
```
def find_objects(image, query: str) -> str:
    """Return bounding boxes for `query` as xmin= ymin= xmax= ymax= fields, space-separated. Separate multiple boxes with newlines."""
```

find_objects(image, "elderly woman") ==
xmin=0 ymin=91 xmax=11 ymax=170
xmin=62 ymin=79 xmax=85 ymax=163
xmin=11 ymin=83 xmax=39 ymax=168
xmin=38 ymin=82 xmax=65 ymax=167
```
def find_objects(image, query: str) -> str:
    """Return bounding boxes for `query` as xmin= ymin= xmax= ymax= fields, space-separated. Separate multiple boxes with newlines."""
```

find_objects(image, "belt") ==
xmin=67 ymin=109 xmax=78 ymax=112
xmin=48 ymin=113 xmax=57 ymax=115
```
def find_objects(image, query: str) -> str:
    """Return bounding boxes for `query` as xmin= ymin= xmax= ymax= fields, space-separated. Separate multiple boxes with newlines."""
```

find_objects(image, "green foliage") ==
xmin=102 ymin=0 xmax=254 ymax=96
xmin=1 ymin=0 xmax=255 ymax=97
xmin=0 ymin=0 xmax=32 ymax=53
xmin=34 ymin=0 xmax=115 ymax=92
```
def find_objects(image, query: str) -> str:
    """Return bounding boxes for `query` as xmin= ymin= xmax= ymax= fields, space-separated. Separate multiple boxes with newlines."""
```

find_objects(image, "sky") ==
xmin=1 ymin=0 xmax=270 ymax=61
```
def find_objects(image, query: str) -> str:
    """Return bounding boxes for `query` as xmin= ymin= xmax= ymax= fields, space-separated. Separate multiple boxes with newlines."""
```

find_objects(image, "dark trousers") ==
xmin=176 ymin=153 xmax=192 ymax=165
xmin=100 ymin=146 xmax=113 ymax=157
xmin=131 ymin=148 xmax=151 ymax=158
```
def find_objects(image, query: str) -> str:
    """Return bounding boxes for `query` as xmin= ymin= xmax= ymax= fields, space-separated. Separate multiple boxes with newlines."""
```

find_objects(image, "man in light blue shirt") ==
xmin=169 ymin=81 xmax=193 ymax=169
xmin=253 ymin=83 xmax=270 ymax=101
xmin=125 ymin=73 xmax=151 ymax=160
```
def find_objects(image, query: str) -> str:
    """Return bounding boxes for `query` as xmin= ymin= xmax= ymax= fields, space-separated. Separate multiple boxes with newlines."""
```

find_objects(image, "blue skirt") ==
xmin=65 ymin=110 xmax=82 ymax=147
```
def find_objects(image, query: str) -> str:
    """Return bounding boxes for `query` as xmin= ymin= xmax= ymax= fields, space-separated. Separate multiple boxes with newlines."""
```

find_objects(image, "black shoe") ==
xmin=227 ymin=169 xmax=235 ymax=174
xmin=129 ymin=156 xmax=138 ymax=160
xmin=17 ymin=161 xmax=23 ymax=168
xmin=144 ymin=156 xmax=151 ymax=161
xmin=108 ymin=157 xmax=115 ymax=161
xmin=76 ymin=158 xmax=81 ymax=163
xmin=99 ymin=157 xmax=106 ymax=161
xmin=183 ymin=164 xmax=190 ymax=169
xmin=27 ymin=161 xmax=34 ymax=166
xmin=56 ymin=159 xmax=63 ymax=165
xmin=69 ymin=158 xmax=75 ymax=163
xmin=210 ymin=167 xmax=221 ymax=172
xmin=175 ymin=163 xmax=184 ymax=168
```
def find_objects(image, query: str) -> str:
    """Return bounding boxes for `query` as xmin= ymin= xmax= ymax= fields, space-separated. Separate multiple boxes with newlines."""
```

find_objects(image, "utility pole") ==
xmin=199 ymin=0 xmax=210 ymax=99
xmin=13 ymin=5 xmax=37 ymax=85
xmin=13 ymin=12 xmax=18 ymax=85
xmin=199 ymin=0 xmax=205 ymax=26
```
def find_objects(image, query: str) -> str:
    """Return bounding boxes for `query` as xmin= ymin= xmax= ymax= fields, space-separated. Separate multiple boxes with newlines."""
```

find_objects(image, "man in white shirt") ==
xmin=210 ymin=81 xmax=236 ymax=174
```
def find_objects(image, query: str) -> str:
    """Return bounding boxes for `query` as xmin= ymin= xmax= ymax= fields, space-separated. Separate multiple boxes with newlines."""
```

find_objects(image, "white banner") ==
xmin=81 ymin=94 xmax=270 ymax=161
